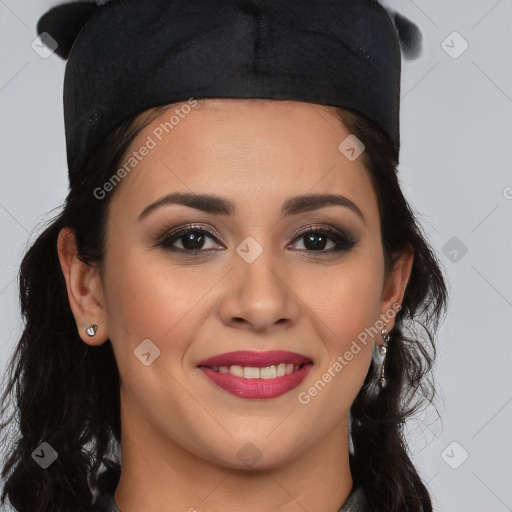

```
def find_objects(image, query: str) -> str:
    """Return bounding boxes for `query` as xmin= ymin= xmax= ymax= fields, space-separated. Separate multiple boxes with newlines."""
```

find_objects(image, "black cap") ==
xmin=37 ymin=0 xmax=422 ymax=184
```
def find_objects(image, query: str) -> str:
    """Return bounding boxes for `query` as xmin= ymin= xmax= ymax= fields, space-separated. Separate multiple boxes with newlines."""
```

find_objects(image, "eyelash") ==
xmin=155 ymin=223 xmax=356 ymax=258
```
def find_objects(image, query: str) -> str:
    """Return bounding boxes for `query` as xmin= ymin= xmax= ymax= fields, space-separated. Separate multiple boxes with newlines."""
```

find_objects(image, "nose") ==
xmin=217 ymin=244 xmax=301 ymax=334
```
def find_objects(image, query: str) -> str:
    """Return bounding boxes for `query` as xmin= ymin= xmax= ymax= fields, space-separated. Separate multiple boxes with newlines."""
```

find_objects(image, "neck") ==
xmin=114 ymin=400 xmax=354 ymax=512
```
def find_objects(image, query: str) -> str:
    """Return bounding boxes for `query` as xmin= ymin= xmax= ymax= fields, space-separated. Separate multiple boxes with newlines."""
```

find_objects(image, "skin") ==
xmin=57 ymin=99 xmax=413 ymax=512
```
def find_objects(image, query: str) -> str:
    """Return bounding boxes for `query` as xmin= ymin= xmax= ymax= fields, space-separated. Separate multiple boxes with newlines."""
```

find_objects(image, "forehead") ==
xmin=108 ymin=98 xmax=378 ymax=222
xmin=132 ymin=98 xmax=350 ymax=161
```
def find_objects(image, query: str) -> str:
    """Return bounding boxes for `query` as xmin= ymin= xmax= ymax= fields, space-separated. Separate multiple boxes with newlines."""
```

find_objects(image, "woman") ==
xmin=0 ymin=1 xmax=447 ymax=511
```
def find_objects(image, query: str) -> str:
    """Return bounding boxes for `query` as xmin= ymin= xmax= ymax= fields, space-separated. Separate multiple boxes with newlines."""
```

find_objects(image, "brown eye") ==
xmin=289 ymin=227 xmax=356 ymax=256
xmin=156 ymin=224 xmax=356 ymax=258
xmin=158 ymin=228 xmax=221 ymax=253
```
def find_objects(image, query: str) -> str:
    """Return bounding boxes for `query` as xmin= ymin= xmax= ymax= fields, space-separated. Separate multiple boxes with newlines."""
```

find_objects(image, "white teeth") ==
xmin=243 ymin=366 xmax=260 ymax=379
xmin=230 ymin=365 xmax=244 ymax=377
xmin=260 ymin=365 xmax=278 ymax=379
xmin=210 ymin=363 xmax=302 ymax=379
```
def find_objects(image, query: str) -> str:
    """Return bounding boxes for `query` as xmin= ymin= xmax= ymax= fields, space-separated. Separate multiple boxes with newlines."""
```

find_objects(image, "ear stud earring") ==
xmin=83 ymin=323 xmax=98 ymax=337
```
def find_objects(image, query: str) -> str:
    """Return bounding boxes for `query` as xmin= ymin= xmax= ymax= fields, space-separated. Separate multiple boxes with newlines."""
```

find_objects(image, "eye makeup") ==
xmin=153 ymin=221 xmax=358 ymax=259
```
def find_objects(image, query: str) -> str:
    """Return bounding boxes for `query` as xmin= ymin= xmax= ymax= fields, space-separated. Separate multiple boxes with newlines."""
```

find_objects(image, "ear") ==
xmin=57 ymin=227 xmax=109 ymax=345
xmin=380 ymin=243 xmax=414 ymax=331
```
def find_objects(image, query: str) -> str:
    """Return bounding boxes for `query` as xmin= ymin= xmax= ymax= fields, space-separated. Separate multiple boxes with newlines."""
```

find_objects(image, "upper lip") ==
xmin=196 ymin=350 xmax=313 ymax=368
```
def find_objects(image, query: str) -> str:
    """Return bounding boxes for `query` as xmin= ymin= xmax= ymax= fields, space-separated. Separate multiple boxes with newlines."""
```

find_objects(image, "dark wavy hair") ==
xmin=0 ymin=101 xmax=447 ymax=512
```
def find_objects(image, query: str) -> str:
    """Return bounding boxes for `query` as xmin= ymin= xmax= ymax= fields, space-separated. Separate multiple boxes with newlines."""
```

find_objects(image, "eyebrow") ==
xmin=137 ymin=191 xmax=365 ymax=223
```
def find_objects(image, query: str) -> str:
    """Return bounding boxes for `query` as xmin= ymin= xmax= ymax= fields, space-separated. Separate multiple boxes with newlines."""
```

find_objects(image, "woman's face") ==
xmin=83 ymin=99 xmax=409 ymax=469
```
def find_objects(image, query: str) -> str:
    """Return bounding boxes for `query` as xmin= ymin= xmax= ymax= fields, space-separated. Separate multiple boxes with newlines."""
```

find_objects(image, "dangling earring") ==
xmin=379 ymin=323 xmax=390 ymax=389
xmin=83 ymin=323 xmax=98 ymax=337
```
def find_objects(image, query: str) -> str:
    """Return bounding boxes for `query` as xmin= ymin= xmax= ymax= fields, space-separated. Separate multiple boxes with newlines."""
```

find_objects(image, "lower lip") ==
xmin=198 ymin=364 xmax=313 ymax=399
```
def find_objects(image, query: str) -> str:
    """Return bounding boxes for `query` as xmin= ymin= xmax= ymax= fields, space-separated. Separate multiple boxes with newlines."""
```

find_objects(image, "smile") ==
xmin=196 ymin=350 xmax=314 ymax=399
xmin=205 ymin=363 xmax=308 ymax=379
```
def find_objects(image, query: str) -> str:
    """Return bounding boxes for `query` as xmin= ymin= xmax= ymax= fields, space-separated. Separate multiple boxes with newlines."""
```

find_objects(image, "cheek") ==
xmin=103 ymin=241 xmax=385 ymax=351
xmin=101 ymin=245 xmax=219 ymax=371
xmin=298 ymin=250 xmax=385 ymax=387
xmin=291 ymin=255 xmax=385 ymax=441
xmin=305 ymin=254 xmax=385 ymax=341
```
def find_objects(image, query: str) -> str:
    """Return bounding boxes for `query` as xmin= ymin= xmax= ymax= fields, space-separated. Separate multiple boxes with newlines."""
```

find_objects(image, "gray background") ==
xmin=1 ymin=1 xmax=511 ymax=510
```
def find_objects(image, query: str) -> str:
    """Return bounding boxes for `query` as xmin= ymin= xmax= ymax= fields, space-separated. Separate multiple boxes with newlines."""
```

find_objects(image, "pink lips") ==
xmin=197 ymin=350 xmax=313 ymax=399
xmin=197 ymin=350 xmax=311 ymax=368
